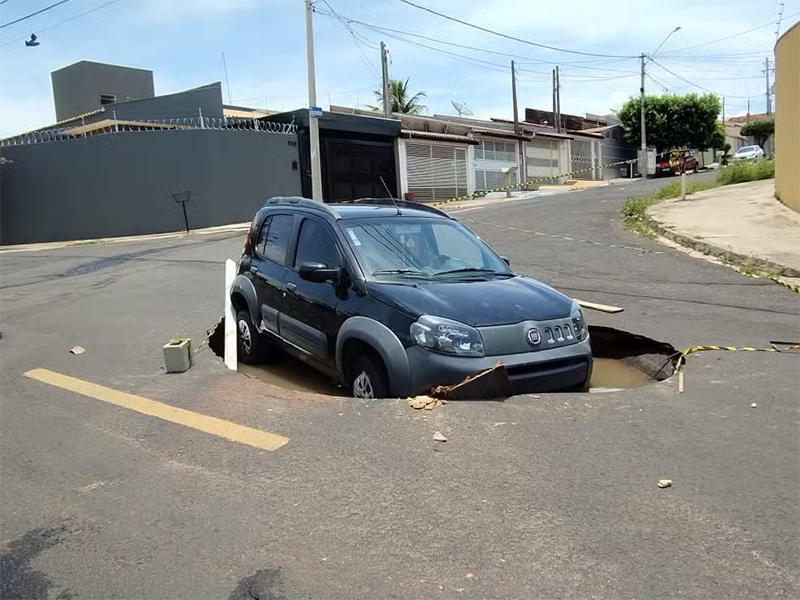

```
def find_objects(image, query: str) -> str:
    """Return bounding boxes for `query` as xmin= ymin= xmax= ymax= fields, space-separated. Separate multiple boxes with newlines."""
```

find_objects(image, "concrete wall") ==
xmin=51 ymin=61 xmax=155 ymax=122
xmin=0 ymin=129 xmax=301 ymax=245
xmin=108 ymin=83 xmax=225 ymax=122
xmin=775 ymin=22 xmax=799 ymax=212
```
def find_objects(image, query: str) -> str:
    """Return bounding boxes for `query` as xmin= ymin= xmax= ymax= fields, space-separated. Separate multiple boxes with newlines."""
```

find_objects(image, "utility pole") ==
xmin=511 ymin=60 xmax=523 ymax=190
xmin=304 ymin=0 xmax=323 ymax=201
xmin=552 ymin=68 xmax=557 ymax=128
xmin=381 ymin=41 xmax=391 ymax=118
xmin=555 ymin=66 xmax=562 ymax=132
xmin=640 ymin=53 xmax=647 ymax=151
xmin=511 ymin=60 xmax=520 ymax=134
xmin=747 ymin=99 xmax=751 ymax=124
xmin=764 ymin=57 xmax=773 ymax=116
xmin=721 ymin=97 xmax=725 ymax=125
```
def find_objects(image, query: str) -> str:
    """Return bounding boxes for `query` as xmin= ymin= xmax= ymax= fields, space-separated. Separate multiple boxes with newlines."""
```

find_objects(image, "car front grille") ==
xmin=479 ymin=317 xmax=581 ymax=355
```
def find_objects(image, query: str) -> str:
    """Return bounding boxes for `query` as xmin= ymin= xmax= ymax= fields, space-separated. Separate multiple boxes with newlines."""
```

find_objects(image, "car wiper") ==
xmin=433 ymin=268 xmax=514 ymax=278
xmin=372 ymin=268 xmax=430 ymax=278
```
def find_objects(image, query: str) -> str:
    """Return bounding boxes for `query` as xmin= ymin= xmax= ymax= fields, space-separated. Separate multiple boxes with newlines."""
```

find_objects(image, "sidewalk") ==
xmin=0 ymin=221 xmax=250 ymax=254
xmin=648 ymin=179 xmax=800 ymax=276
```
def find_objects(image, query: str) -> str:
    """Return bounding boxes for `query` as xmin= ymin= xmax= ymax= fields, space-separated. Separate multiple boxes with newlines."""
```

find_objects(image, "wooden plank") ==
xmin=574 ymin=298 xmax=624 ymax=314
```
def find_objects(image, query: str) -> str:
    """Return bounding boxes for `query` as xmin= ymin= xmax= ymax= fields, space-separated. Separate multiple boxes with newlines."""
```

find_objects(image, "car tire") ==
xmin=693 ymin=163 xmax=699 ymax=174
xmin=236 ymin=309 xmax=270 ymax=364
xmin=349 ymin=354 xmax=390 ymax=399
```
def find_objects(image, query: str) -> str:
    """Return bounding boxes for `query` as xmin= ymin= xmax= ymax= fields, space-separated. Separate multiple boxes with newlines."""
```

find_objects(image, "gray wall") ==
xmin=0 ymin=129 xmax=301 ymax=245
xmin=51 ymin=61 xmax=155 ymax=121
xmin=106 ymin=83 xmax=225 ymax=122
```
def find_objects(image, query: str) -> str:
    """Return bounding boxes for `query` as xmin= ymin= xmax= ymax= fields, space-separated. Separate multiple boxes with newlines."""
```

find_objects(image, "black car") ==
xmin=231 ymin=197 xmax=592 ymax=398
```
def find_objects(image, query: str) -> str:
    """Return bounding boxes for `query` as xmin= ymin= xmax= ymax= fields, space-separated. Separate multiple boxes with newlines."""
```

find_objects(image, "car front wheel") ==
xmin=236 ymin=309 xmax=270 ymax=364
xmin=350 ymin=354 xmax=390 ymax=399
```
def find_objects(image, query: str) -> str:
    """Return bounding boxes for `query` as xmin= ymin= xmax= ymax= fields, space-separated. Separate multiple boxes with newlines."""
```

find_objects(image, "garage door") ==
xmin=406 ymin=141 xmax=468 ymax=202
xmin=526 ymin=138 xmax=560 ymax=180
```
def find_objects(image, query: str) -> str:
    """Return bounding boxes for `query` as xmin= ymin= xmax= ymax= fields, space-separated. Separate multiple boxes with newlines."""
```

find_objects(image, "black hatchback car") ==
xmin=231 ymin=197 xmax=592 ymax=398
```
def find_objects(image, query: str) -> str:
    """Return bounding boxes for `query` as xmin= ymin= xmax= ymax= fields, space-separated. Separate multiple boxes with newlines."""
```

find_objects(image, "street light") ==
xmin=651 ymin=26 xmax=682 ymax=59
xmin=640 ymin=26 xmax=682 ymax=166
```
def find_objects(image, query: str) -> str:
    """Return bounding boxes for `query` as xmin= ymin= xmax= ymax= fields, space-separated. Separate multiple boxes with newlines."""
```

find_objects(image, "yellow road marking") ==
xmin=24 ymin=368 xmax=290 ymax=451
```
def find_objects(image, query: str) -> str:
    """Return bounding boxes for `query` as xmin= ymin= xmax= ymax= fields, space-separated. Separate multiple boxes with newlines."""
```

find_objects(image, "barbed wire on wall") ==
xmin=0 ymin=116 xmax=297 ymax=147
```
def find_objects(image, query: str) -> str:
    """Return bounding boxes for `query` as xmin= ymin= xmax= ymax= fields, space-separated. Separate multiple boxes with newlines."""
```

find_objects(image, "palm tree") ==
xmin=368 ymin=78 xmax=427 ymax=115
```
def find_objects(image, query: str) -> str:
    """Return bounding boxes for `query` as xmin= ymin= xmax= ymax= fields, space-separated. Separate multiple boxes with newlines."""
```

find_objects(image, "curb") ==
xmin=644 ymin=211 xmax=800 ymax=278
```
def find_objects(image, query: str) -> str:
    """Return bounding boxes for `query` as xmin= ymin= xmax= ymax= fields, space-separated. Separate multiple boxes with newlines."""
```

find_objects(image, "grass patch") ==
xmin=652 ymin=180 xmax=718 ymax=200
xmin=715 ymin=159 xmax=774 ymax=185
xmin=620 ymin=196 xmax=659 ymax=237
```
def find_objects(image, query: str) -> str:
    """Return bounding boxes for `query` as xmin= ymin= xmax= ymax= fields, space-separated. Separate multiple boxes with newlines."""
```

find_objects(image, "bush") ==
xmin=716 ymin=159 xmax=775 ymax=185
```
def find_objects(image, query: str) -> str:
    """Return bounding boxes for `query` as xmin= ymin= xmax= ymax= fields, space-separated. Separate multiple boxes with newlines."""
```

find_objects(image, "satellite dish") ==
xmin=451 ymin=100 xmax=474 ymax=117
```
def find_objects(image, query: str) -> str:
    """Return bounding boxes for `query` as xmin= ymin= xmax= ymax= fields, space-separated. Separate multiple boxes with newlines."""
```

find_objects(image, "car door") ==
xmin=279 ymin=216 xmax=344 ymax=368
xmin=250 ymin=213 xmax=295 ymax=336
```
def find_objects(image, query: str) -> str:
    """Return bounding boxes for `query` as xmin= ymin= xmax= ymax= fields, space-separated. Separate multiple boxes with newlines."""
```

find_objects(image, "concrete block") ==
xmin=163 ymin=338 xmax=192 ymax=373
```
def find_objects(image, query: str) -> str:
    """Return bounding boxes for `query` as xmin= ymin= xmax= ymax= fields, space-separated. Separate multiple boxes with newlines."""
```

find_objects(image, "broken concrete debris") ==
xmin=69 ymin=346 xmax=86 ymax=355
xmin=433 ymin=431 xmax=447 ymax=442
xmin=657 ymin=479 xmax=673 ymax=489
xmin=408 ymin=396 xmax=445 ymax=410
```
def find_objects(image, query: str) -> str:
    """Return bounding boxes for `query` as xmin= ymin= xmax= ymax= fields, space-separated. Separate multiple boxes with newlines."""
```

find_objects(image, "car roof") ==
xmin=261 ymin=197 xmax=451 ymax=221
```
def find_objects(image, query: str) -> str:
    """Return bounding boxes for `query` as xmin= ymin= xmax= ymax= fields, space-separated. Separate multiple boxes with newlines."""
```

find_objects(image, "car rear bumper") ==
xmin=404 ymin=337 xmax=593 ymax=396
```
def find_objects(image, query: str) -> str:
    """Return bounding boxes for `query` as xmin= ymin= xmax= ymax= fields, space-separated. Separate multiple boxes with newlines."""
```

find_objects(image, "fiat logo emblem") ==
xmin=526 ymin=328 xmax=541 ymax=345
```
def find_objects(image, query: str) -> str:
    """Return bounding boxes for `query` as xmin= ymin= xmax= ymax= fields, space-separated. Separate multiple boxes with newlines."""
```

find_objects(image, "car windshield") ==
xmin=737 ymin=146 xmax=754 ymax=153
xmin=340 ymin=217 xmax=512 ymax=279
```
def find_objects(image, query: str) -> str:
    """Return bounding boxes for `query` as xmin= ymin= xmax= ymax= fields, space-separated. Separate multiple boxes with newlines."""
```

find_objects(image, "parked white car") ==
xmin=733 ymin=145 xmax=765 ymax=161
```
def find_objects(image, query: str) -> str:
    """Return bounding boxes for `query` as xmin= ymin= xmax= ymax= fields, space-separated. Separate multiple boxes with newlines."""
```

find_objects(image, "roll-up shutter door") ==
xmin=406 ymin=141 xmax=468 ymax=202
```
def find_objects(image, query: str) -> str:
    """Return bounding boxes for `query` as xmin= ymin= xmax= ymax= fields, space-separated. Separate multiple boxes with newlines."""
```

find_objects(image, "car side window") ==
xmin=256 ymin=216 xmax=272 ymax=256
xmin=259 ymin=214 xmax=294 ymax=265
xmin=295 ymin=219 xmax=342 ymax=269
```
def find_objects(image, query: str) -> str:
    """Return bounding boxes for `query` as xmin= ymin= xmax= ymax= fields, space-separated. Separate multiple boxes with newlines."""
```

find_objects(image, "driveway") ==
xmin=1 ymin=172 xmax=798 ymax=599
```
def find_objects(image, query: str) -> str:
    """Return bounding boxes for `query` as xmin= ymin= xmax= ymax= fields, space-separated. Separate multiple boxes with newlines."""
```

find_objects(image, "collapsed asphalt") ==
xmin=1 ymin=171 xmax=798 ymax=598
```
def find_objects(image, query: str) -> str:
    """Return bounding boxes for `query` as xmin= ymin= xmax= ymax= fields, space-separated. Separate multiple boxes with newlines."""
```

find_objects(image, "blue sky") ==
xmin=0 ymin=0 xmax=797 ymax=137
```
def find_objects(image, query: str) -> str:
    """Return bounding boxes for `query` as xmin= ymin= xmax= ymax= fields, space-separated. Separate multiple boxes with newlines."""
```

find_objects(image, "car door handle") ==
xmin=249 ymin=266 xmax=258 ymax=274
xmin=285 ymin=282 xmax=297 ymax=294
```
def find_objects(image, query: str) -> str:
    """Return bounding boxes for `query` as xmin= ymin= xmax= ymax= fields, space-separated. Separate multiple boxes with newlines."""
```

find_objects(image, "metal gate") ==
xmin=406 ymin=141 xmax=468 ymax=202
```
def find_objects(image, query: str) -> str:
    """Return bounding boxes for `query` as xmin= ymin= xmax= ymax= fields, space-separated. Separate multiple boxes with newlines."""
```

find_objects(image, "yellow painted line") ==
xmin=24 ymin=369 xmax=289 ymax=451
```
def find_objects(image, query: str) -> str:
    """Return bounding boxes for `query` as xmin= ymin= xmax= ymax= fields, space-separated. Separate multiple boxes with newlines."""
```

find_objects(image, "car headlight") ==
xmin=410 ymin=315 xmax=484 ymax=357
xmin=571 ymin=301 xmax=587 ymax=341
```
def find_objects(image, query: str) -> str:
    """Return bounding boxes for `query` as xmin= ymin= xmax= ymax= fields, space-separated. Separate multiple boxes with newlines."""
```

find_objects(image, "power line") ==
xmin=650 ymin=59 xmax=762 ymax=99
xmin=0 ymin=0 xmax=72 ymax=29
xmin=660 ymin=11 xmax=800 ymax=55
xmin=0 ymin=0 xmax=121 ymax=48
xmin=395 ymin=0 xmax=636 ymax=59
xmin=330 ymin=13 xmax=639 ymax=73
xmin=318 ymin=1 xmax=380 ymax=78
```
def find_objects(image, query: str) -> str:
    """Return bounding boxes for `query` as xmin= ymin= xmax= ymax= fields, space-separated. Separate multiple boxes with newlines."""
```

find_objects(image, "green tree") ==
xmin=617 ymin=93 xmax=721 ymax=152
xmin=740 ymin=118 xmax=774 ymax=148
xmin=368 ymin=78 xmax=427 ymax=115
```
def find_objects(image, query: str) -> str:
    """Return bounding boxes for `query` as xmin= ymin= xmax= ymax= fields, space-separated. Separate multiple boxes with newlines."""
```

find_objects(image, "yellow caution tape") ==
xmin=431 ymin=158 xmax=638 ymax=206
xmin=768 ymin=276 xmax=800 ymax=295
xmin=673 ymin=343 xmax=800 ymax=374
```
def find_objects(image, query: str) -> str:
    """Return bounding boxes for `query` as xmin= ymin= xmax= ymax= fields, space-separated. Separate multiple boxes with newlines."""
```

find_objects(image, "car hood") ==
xmin=365 ymin=276 xmax=574 ymax=327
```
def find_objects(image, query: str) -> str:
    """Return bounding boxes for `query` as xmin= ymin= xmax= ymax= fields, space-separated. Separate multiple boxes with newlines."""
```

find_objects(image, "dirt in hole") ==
xmin=209 ymin=318 xmax=676 ymax=397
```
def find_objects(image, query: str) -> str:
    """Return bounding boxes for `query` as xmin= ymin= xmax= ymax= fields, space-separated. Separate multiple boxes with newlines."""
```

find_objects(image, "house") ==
xmin=0 ymin=61 xmax=301 ymax=245
xmin=269 ymin=107 xmax=402 ymax=201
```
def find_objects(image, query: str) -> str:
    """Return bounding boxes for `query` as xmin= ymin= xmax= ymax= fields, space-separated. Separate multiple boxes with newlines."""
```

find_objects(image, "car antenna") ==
xmin=379 ymin=175 xmax=401 ymax=215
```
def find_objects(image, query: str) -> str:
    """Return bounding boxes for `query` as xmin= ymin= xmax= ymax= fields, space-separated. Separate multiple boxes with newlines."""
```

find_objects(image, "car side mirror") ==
xmin=500 ymin=256 xmax=511 ymax=266
xmin=299 ymin=262 xmax=341 ymax=284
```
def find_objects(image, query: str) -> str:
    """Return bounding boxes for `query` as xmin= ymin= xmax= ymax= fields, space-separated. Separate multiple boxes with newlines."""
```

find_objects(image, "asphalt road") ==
xmin=1 ymin=174 xmax=798 ymax=599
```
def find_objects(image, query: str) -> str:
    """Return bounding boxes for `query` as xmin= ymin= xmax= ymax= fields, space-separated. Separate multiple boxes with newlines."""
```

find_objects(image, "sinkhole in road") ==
xmin=207 ymin=321 xmax=676 ymax=397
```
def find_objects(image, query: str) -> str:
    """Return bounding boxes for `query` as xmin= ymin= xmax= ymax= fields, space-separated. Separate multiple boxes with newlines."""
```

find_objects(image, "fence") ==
xmin=0 ymin=117 xmax=296 ymax=147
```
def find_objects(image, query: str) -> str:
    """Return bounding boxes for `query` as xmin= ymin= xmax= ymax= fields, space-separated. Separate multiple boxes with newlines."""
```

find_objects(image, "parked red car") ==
xmin=656 ymin=150 xmax=699 ymax=176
